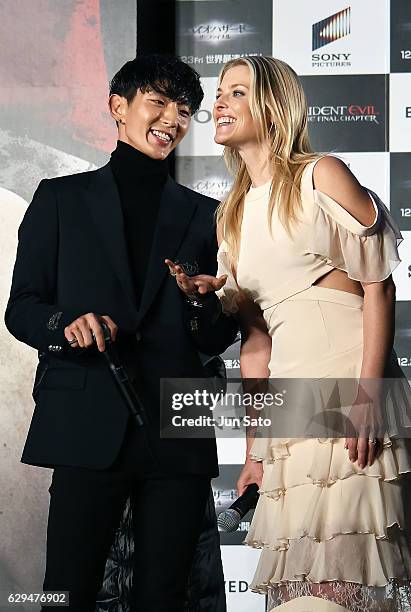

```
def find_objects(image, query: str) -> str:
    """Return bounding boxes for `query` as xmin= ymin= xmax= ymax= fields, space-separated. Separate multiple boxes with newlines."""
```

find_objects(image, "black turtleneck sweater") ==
xmin=110 ymin=140 xmax=169 ymax=309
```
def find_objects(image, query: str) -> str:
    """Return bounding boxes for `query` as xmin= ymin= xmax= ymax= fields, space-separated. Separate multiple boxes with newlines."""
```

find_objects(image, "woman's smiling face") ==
xmin=213 ymin=64 xmax=258 ymax=149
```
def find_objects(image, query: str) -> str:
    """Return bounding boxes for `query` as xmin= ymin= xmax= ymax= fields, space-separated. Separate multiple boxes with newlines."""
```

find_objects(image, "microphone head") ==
xmin=91 ymin=322 xmax=112 ymax=346
xmin=217 ymin=508 xmax=242 ymax=533
xmin=100 ymin=322 xmax=112 ymax=342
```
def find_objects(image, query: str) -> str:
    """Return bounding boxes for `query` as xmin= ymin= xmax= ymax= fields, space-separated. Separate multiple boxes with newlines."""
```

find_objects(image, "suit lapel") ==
xmin=137 ymin=176 xmax=198 ymax=324
xmin=84 ymin=162 xmax=138 ymax=312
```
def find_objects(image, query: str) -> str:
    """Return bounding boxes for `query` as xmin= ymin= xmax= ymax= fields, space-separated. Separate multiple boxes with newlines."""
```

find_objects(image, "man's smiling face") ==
xmin=110 ymin=88 xmax=192 ymax=160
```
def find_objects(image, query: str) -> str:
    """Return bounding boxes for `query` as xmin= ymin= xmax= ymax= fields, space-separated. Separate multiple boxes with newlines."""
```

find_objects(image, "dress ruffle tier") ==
xmin=245 ymin=437 xmax=411 ymax=595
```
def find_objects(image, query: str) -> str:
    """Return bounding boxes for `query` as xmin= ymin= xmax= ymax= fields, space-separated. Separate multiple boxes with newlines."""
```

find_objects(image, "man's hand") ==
xmin=64 ymin=313 xmax=118 ymax=352
xmin=165 ymin=258 xmax=227 ymax=299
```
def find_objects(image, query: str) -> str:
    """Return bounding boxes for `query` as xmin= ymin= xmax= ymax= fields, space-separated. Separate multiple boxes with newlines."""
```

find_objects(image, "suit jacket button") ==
xmin=48 ymin=344 xmax=62 ymax=353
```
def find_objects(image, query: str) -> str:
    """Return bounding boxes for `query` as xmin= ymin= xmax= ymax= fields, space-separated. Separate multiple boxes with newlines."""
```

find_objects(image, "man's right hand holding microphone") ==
xmin=64 ymin=313 xmax=118 ymax=351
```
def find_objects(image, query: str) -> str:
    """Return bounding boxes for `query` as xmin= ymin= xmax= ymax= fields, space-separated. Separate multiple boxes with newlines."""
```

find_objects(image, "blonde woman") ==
xmin=168 ymin=56 xmax=411 ymax=611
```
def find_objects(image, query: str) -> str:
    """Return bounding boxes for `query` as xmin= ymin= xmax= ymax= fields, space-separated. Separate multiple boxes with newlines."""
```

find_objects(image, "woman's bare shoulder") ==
xmin=312 ymin=156 xmax=376 ymax=227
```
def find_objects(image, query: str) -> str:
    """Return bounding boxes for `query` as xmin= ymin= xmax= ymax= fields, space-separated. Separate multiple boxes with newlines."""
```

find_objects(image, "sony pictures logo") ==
xmin=312 ymin=7 xmax=352 ymax=68
xmin=308 ymin=104 xmax=380 ymax=124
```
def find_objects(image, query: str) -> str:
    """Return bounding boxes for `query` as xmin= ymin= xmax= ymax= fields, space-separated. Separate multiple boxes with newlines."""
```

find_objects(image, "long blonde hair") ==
xmin=215 ymin=56 xmax=320 ymax=266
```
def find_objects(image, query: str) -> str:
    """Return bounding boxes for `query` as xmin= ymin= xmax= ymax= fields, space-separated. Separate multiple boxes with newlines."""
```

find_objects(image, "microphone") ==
xmin=96 ymin=322 xmax=148 ymax=427
xmin=217 ymin=483 xmax=260 ymax=532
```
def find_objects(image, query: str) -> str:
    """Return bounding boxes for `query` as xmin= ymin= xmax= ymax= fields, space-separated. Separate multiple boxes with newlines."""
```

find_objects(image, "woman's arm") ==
xmin=236 ymin=296 xmax=272 ymax=494
xmin=360 ymin=277 xmax=396 ymax=378
xmin=313 ymin=156 xmax=396 ymax=468
xmin=313 ymin=155 xmax=397 ymax=379
xmin=344 ymin=277 xmax=396 ymax=469
xmin=239 ymin=298 xmax=271 ymax=379
xmin=313 ymin=156 xmax=397 ymax=378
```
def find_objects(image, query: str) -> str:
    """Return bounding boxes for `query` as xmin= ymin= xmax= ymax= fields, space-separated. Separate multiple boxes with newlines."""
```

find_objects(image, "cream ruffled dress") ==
xmin=216 ymin=158 xmax=411 ymax=611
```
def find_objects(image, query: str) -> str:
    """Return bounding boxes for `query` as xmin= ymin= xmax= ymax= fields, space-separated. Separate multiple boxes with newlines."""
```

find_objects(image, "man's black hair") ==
xmin=109 ymin=54 xmax=203 ymax=115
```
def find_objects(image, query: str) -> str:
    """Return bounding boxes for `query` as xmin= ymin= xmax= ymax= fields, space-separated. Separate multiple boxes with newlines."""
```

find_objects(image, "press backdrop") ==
xmin=1 ymin=2 xmax=410 ymax=611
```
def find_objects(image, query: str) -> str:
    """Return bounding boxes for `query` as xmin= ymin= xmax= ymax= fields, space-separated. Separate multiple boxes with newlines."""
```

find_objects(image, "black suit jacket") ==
xmin=5 ymin=162 xmax=238 ymax=474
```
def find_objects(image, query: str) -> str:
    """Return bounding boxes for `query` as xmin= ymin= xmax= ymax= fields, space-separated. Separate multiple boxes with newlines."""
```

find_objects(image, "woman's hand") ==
xmin=345 ymin=380 xmax=385 ymax=469
xmin=165 ymin=258 xmax=227 ymax=299
xmin=237 ymin=458 xmax=263 ymax=497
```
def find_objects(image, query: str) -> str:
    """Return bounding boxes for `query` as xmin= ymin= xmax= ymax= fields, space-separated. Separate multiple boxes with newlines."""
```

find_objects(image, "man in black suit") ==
xmin=5 ymin=55 xmax=237 ymax=612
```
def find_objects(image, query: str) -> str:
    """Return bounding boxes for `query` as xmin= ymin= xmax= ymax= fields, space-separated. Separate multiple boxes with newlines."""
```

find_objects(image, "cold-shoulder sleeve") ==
xmin=215 ymin=240 xmax=241 ymax=314
xmin=308 ymin=188 xmax=403 ymax=282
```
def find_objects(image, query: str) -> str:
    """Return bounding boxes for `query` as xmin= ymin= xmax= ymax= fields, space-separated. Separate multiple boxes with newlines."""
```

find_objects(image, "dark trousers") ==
xmin=42 ymin=421 xmax=211 ymax=612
